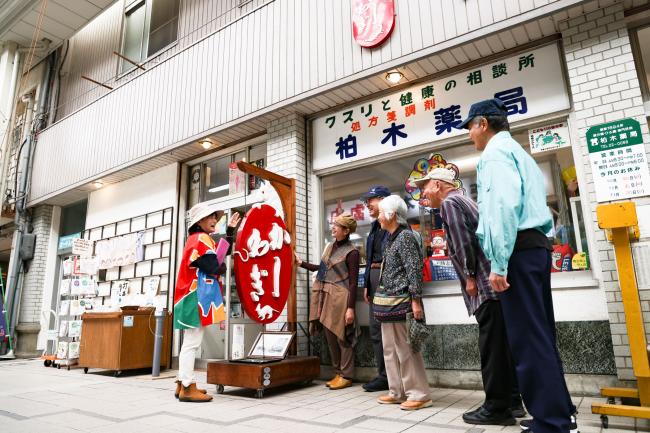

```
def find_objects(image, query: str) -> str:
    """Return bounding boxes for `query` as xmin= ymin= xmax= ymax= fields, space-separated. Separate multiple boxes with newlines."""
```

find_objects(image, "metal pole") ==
xmin=151 ymin=307 xmax=164 ymax=377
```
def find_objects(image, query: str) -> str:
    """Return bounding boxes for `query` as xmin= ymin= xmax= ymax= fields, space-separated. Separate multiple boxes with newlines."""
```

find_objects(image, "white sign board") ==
xmin=587 ymin=118 xmax=650 ymax=202
xmin=312 ymin=44 xmax=570 ymax=171
xmin=72 ymin=238 xmax=94 ymax=257
xmin=528 ymin=122 xmax=571 ymax=154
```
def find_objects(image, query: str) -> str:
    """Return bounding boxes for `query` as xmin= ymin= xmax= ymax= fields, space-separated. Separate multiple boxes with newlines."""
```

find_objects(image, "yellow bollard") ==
xmin=592 ymin=202 xmax=650 ymax=428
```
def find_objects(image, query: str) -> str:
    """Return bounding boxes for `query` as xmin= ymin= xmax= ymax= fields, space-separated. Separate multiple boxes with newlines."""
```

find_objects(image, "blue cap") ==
xmin=360 ymin=185 xmax=391 ymax=202
xmin=458 ymin=98 xmax=508 ymax=129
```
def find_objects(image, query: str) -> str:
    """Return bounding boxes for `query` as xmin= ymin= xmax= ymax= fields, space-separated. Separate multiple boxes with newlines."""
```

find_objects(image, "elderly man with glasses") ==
xmin=459 ymin=99 xmax=578 ymax=433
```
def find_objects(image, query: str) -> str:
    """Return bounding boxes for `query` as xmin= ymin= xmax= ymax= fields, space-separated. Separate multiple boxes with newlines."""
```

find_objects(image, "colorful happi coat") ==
xmin=173 ymin=232 xmax=226 ymax=329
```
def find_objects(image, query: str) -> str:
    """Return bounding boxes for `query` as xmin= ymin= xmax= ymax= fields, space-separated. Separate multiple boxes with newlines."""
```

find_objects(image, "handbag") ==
xmin=372 ymin=260 xmax=411 ymax=322
xmin=406 ymin=312 xmax=433 ymax=352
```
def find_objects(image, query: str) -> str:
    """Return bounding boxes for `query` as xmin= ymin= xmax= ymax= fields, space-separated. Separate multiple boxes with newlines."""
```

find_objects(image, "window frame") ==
xmin=117 ymin=0 xmax=180 ymax=76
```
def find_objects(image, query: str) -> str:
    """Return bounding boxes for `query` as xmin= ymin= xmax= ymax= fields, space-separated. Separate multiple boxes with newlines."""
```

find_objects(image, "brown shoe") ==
xmin=329 ymin=376 xmax=352 ymax=390
xmin=400 ymin=399 xmax=433 ymax=411
xmin=377 ymin=394 xmax=406 ymax=404
xmin=179 ymin=383 xmax=213 ymax=402
xmin=175 ymin=380 xmax=207 ymax=398
xmin=325 ymin=374 xmax=341 ymax=387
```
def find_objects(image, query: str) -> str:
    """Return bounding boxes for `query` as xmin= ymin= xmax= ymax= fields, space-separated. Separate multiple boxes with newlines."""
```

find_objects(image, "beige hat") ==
xmin=410 ymin=167 xmax=457 ymax=187
xmin=188 ymin=202 xmax=223 ymax=229
xmin=334 ymin=213 xmax=357 ymax=233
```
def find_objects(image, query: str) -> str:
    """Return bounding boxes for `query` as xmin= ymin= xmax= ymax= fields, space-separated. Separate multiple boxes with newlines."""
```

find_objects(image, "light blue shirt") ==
xmin=476 ymin=131 xmax=553 ymax=275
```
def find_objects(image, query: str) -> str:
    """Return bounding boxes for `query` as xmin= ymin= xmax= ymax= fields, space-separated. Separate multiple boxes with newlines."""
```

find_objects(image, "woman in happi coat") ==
xmin=295 ymin=213 xmax=360 ymax=390
xmin=173 ymin=202 xmax=240 ymax=402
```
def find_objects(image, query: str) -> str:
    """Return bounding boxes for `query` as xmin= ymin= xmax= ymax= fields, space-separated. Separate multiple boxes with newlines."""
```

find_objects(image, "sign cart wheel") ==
xmin=216 ymin=385 xmax=224 ymax=394
xmin=113 ymin=370 xmax=122 ymax=377
xmin=84 ymin=367 xmax=88 ymax=374
xmin=600 ymin=414 xmax=609 ymax=429
xmin=255 ymin=389 xmax=264 ymax=399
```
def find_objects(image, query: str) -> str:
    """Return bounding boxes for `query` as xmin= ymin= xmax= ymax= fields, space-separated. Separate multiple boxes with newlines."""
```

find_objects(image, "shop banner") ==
xmin=95 ymin=232 xmax=144 ymax=269
xmin=529 ymin=122 xmax=571 ymax=154
xmin=58 ymin=233 xmax=81 ymax=251
xmin=587 ymin=118 xmax=650 ymax=202
xmin=313 ymin=43 xmax=569 ymax=171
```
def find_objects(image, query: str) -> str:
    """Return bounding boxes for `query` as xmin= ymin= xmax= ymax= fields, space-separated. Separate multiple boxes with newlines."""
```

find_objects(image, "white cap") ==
xmin=410 ymin=167 xmax=457 ymax=187
xmin=187 ymin=202 xmax=223 ymax=229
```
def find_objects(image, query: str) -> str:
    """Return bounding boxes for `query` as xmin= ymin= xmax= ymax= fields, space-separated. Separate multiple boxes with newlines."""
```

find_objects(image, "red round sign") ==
xmin=233 ymin=204 xmax=293 ymax=324
xmin=352 ymin=0 xmax=396 ymax=48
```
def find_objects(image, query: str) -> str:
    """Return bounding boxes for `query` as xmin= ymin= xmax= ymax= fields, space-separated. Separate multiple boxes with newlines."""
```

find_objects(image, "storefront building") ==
xmin=2 ymin=0 xmax=650 ymax=393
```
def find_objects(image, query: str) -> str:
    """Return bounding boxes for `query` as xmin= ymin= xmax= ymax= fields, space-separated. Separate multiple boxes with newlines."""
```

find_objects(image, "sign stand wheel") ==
xmin=255 ymin=389 xmax=264 ymax=399
xmin=216 ymin=385 xmax=224 ymax=394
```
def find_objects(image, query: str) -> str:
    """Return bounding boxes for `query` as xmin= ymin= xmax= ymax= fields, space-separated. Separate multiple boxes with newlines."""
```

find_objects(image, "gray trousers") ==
xmin=368 ymin=268 xmax=387 ymax=381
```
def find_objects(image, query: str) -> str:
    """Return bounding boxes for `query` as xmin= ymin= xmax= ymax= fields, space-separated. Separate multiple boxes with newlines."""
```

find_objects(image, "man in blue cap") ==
xmin=459 ymin=99 xmax=578 ymax=433
xmin=360 ymin=185 xmax=391 ymax=392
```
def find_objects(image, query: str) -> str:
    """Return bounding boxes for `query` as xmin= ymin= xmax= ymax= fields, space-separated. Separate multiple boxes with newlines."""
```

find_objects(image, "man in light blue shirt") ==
xmin=459 ymin=99 xmax=577 ymax=433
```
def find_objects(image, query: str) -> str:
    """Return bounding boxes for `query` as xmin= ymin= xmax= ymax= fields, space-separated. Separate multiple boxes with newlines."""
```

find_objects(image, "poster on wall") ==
xmin=72 ymin=238 xmax=94 ymax=257
xmin=528 ymin=122 xmax=571 ymax=154
xmin=587 ymin=118 xmax=650 ymax=202
xmin=312 ymin=44 xmax=570 ymax=171
xmin=95 ymin=232 xmax=144 ymax=269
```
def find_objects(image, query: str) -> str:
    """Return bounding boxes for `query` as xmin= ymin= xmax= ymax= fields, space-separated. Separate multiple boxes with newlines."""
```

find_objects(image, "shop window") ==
xmin=321 ymin=126 xmax=591 ymax=288
xmin=120 ymin=0 xmax=180 ymax=74
xmin=60 ymin=200 xmax=87 ymax=236
xmin=189 ymin=144 xmax=267 ymax=205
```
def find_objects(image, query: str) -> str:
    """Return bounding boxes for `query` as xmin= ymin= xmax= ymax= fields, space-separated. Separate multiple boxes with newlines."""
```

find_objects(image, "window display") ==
xmin=321 ymin=124 xmax=591 ymax=290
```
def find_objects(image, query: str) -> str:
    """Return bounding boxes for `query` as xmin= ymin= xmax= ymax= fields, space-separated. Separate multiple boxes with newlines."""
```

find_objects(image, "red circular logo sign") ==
xmin=352 ymin=0 xmax=396 ymax=48
xmin=233 ymin=204 xmax=292 ymax=324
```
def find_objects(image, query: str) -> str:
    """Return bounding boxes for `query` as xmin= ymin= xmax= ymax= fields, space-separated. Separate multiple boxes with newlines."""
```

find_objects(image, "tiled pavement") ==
xmin=0 ymin=359 xmax=648 ymax=433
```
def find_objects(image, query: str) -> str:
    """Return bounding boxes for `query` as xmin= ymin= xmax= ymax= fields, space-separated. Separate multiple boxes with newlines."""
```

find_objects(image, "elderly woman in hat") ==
xmin=295 ymin=213 xmax=360 ymax=390
xmin=173 ymin=202 xmax=240 ymax=402
xmin=374 ymin=195 xmax=432 ymax=411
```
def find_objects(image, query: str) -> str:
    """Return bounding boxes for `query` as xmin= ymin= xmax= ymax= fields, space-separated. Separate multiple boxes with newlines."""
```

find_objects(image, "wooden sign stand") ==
xmin=205 ymin=162 xmax=319 ymax=398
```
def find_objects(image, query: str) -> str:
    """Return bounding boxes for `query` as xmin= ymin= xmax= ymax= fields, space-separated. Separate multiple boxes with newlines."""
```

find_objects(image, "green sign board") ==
xmin=58 ymin=232 xmax=81 ymax=251
xmin=586 ymin=118 xmax=643 ymax=153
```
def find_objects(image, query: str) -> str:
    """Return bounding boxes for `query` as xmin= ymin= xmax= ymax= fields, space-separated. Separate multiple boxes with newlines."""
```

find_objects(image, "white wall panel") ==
xmin=32 ymin=0 xmax=580 ymax=203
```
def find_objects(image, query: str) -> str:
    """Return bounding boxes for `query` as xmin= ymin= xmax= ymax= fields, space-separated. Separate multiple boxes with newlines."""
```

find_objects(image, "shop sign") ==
xmin=312 ymin=44 xmax=569 ymax=171
xmin=72 ymin=238 xmax=94 ymax=257
xmin=58 ymin=232 xmax=81 ymax=251
xmin=528 ymin=122 xmax=571 ymax=154
xmin=587 ymin=118 xmax=650 ymax=202
xmin=233 ymin=202 xmax=293 ymax=324
xmin=352 ymin=0 xmax=395 ymax=48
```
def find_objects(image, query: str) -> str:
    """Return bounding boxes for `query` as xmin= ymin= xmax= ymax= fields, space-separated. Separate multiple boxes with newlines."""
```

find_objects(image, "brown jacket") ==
xmin=309 ymin=241 xmax=356 ymax=341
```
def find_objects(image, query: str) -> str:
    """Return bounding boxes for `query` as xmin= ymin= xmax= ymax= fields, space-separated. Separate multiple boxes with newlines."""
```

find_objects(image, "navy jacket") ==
xmin=364 ymin=220 xmax=389 ymax=291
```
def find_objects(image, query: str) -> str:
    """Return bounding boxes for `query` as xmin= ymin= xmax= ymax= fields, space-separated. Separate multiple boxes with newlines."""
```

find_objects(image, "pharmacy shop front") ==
xmin=308 ymin=42 xmax=615 ymax=384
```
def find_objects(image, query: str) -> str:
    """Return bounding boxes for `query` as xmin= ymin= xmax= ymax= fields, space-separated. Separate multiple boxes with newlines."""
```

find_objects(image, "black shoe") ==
xmin=362 ymin=377 xmax=389 ymax=392
xmin=511 ymin=404 xmax=527 ymax=418
xmin=520 ymin=414 xmax=579 ymax=433
xmin=462 ymin=406 xmax=516 ymax=426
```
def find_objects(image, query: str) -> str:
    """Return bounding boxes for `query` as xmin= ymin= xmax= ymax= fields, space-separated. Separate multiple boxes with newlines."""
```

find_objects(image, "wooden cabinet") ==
xmin=79 ymin=309 xmax=172 ymax=375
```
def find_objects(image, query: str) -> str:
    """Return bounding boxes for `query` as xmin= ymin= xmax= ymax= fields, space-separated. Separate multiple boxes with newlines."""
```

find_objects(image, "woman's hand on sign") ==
xmin=294 ymin=252 xmax=302 ymax=266
xmin=228 ymin=212 xmax=241 ymax=228
xmin=411 ymin=299 xmax=424 ymax=321
xmin=345 ymin=308 xmax=355 ymax=325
